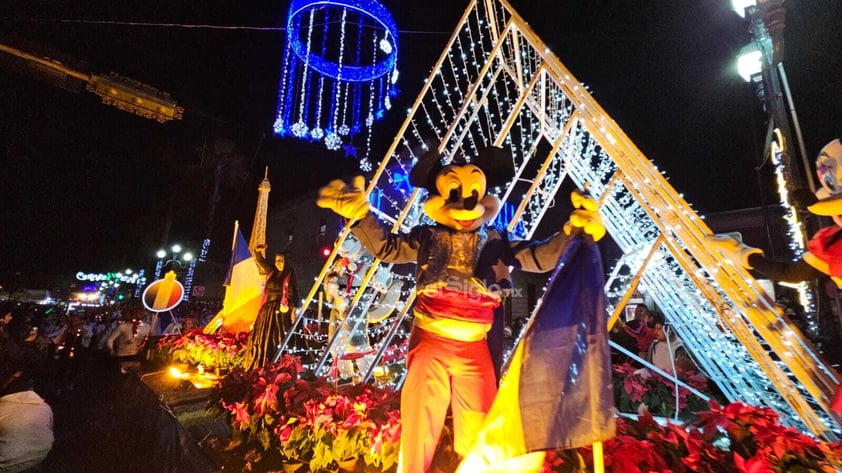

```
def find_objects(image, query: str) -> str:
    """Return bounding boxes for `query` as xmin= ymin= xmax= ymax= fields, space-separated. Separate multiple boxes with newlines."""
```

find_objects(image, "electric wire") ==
xmin=0 ymin=17 xmax=452 ymax=35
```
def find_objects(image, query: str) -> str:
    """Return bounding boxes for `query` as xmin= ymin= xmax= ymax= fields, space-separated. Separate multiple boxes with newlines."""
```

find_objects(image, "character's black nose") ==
xmin=463 ymin=190 xmax=479 ymax=210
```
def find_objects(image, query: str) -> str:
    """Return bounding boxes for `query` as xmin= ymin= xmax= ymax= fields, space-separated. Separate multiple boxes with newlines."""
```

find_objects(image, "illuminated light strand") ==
xmin=437 ymin=67 xmax=460 ymax=129
xmin=360 ymin=31 xmax=379 ymax=169
xmin=154 ymin=259 xmax=164 ymax=280
xmin=275 ymin=0 xmax=399 ymax=159
xmin=133 ymin=269 xmax=146 ymax=299
xmin=199 ymin=238 xmax=210 ymax=263
xmin=293 ymin=7 xmax=316 ymax=137
xmin=420 ymin=102 xmax=443 ymax=140
xmin=342 ymin=16 xmax=363 ymax=135
xmin=463 ymin=11 xmax=482 ymax=78
xmin=183 ymin=259 xmax=196 ymax=301
xmin=310 ymin=10 xmax=331 ymax=140
xmin=426 ymin=79 xmax=451 ymax=127
xmin=769 ymin=131 xmax=817 ymax=331
xmin=330 ymin=7 xmax=348 ymax=133
xmin=273 ymin=15 xmax=296 ymax=134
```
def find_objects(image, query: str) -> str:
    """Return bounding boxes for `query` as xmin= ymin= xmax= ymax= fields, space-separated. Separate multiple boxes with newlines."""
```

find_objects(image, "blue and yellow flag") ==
xmin=224 ymin=227 xmax=253 ymax=286
xmin=205 ymin=223 xmax=265 ymax=334
xmin=458 ymin=237 xmax=616 ymax=472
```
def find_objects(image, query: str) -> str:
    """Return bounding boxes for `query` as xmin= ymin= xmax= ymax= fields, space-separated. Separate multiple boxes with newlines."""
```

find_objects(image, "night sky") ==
xmin=1 ymin=0 xmax=841 ymax=282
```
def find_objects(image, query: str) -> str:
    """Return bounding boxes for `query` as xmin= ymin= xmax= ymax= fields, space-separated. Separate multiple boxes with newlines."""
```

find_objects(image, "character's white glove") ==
xmin=316 ymin=175 xmax=370 ymax=220
xmin=563 ymin=190 xmax=606 ymax=241
xmin=707 ymin=234 xmax=763 ymax=269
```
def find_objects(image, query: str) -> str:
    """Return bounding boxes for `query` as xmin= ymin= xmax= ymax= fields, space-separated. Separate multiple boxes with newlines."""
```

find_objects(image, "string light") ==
xmin=769 ymin=129 xmax=817 ymax=333
xmin=273 ymin=0 xmax=399 ymax=165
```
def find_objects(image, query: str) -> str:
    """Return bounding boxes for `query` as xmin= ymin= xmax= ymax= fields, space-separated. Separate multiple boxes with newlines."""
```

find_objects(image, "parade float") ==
xmin=144 ymin=0 xmax=842 ymax=470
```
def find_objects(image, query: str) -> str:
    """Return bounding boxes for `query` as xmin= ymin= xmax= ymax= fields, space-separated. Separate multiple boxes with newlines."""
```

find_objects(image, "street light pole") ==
xmin=736 ymin=0 xmax=815 ymax=194
xmin=154 ymin=244 xmax=195 ymax=301
xmin=734 ymin=0 xmax=821 ymax=336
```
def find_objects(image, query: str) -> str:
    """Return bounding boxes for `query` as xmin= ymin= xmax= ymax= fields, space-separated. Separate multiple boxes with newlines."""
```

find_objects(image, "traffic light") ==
xmin=321 ymin=246 xmax=331 ymax=258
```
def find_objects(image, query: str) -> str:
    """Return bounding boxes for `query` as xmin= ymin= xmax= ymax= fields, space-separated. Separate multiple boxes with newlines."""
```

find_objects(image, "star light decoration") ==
xmin=273 ymin=0 xmax=399 ymax=171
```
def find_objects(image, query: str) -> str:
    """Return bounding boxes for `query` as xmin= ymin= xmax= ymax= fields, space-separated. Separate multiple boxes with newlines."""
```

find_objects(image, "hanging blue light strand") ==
xmin=274 ymin=0 xmax=399 ymax=167
xmin=311 ymin=8 xmax=330 ymax=141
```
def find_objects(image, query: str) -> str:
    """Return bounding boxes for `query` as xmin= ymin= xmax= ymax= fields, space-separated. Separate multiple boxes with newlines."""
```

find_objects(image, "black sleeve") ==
xmin=253 ymin=250 xmax=273 ymax=275
xmin=748 ymin=253 xmax=825 ymax=283
xmin=507 ymin=230 xmax=576 ymax=273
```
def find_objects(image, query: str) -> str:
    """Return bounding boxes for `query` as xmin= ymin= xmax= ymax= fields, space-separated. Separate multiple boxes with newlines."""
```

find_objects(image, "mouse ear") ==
xmin=409 ymin=147 xmax=444 ymax=191
xmin=473 ymin=146 xmax=514 ymax=188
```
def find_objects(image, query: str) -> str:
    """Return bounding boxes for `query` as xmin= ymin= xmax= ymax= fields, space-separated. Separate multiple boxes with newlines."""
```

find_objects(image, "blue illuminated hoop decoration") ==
xmin=273 ymin=0 xmax=399 ymax=169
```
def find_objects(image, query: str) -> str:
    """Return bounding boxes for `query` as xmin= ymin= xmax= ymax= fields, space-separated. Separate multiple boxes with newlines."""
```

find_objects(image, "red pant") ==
xmin=832 ymin=384 xmax=842 ymax=414
xmin=399 ymin=327 xmax=497 ymax=473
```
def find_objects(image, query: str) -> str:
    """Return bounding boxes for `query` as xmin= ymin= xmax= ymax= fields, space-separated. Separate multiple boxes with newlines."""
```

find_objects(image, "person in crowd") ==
xmin=0 ymin=343 xmax=54 ymax=473
xmin=3 ymin=312 xmax=51 ymax=398
xmin=243 ymin=246 xmax=300 ymax=370
xmin=615 ymin=304 xmax=656 ymax=358
xmin=647 ymin=313 xmax=693 ymax=377
xmin=48 ymin=313 xmax=93 ymax=395
xmin=163 ymin=315 xmax=199 ymax=335
xmin=89 ymin=310 xmax=112 ymax=352
xmin=502 ymin=324 xmax=515 ymax=358
xmin=51 ymin=313 xmax=91 ymax=359
xmin=0 ymin=303 xmax=12 ymax=343
xmin=105 ymin=307 xmax=151 ymax=360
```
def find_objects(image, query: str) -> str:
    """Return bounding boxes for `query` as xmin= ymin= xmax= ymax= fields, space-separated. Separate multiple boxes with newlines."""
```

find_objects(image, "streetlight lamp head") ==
xmin=171 ymin=244 xmax=182 ymax=254
xmin=156 ymin=249 xmax=167 ymax=259
xmin=737 ymin=44 xmax=762 ymax=82
xmin=183 ymin=252 xmax=194 ymax=262
xmin=731 ymin=0 xmax=755 ymax=18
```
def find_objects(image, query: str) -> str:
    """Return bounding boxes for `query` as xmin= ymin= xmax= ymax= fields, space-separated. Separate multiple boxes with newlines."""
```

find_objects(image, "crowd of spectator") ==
xmin=0 ymin=298 xmax=221 ymax=472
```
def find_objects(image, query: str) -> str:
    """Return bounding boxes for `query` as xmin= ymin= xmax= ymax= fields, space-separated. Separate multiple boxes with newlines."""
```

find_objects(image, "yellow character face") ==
xmin=423 ymin=164 xmax=501 ymax=232
xmin=816 ymin=140 xmax=842 ymax=197
xmin=809 ymin=139 xmax=842 ymax=225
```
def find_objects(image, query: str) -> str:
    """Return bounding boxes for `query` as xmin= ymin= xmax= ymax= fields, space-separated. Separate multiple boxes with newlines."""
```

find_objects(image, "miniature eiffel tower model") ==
xmin=249 ymin=167 xmax=271 ymax=252
xmin=283 ymin=0 xmax=840 ymax=439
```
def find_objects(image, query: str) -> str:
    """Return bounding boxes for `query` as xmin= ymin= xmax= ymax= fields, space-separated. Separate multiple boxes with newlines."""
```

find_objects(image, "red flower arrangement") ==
xmin=163 ymin=334 xmax=840 ymax=473
xmin=155 ymin=329 xmax=249 ymax=370
xmin=541 ymin=403 xmax=842 ymax=473
xmin=612 ymin=361 xmax=711 ymax=420
xmin=209 ymin=355 xmax=402 ymax=472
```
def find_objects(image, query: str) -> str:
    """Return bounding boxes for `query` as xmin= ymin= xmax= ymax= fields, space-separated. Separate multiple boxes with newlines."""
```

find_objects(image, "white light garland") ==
xmin=278 ymin=0 xmax=837 ymax=437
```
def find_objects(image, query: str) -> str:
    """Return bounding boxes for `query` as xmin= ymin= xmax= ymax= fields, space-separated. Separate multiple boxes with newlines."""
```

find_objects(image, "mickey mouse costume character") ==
xmin=711 ymin=138 xmax=842 ymax=415
xmin=317 ymin=146 xmax=605 ymax=473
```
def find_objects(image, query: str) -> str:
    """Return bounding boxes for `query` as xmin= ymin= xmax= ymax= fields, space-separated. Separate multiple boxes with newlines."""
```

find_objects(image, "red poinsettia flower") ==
xmin=221 ymin=400 xmax=251 ymax=429
xmin=253 ymin=377 xmax=280 ymax=417
xmin=275 ymin=422 xmax=294 ymax=443
xmin=733 ymin=451 xmax=775 ymax=473
xmin=623 ymin=375 xmax=649 ymax=403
